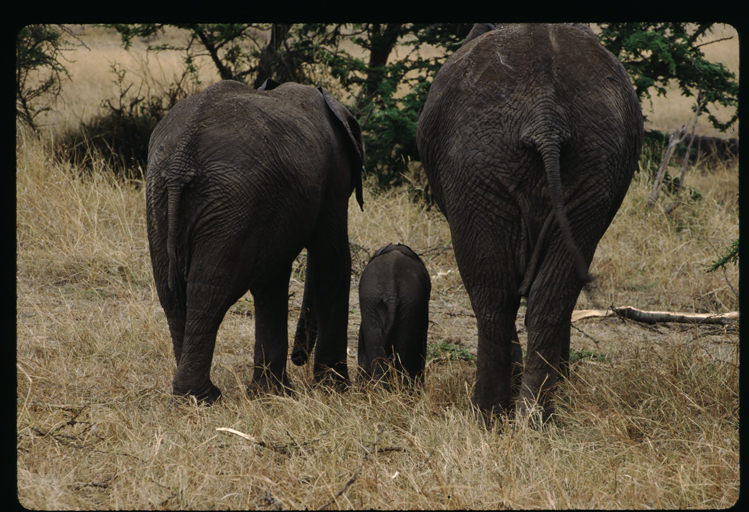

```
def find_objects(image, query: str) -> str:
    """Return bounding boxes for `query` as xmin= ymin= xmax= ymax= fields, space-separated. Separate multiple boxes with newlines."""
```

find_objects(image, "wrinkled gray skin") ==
xmin=147 ymin=79 xmax=363 ymax=404
xmin=417 ymin=23 xmax=643 ymax=420
xmin=357 ymin=244 xmax=431 ymax=386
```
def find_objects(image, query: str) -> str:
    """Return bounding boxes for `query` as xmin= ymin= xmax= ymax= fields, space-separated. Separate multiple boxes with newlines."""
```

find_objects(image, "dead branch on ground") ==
xmin=572 ymin=307 xmax=738 ymax=325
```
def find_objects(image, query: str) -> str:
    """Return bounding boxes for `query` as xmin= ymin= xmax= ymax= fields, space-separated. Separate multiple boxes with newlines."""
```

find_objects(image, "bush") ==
xmin=54 ymin=64 xmax=196 ymax=182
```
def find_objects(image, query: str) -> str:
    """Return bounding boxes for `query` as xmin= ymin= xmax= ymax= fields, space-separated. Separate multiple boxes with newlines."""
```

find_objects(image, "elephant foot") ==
xmin=312 ymin=365 xmax=351 ymax=392
xmin=515 ymin=397 xmax=555 ymax=426
xmin=171 ymin=381 xmax=223 ymax=406
xmin=470 ymin=402 xmax=513 ymax=432
xmin=373 ymin=367 xmax=424 ymax=392
xmin=472 ymin=397 xmax=512 ymax=417
xmin=248 ymin=371 xmax=295 ymax=398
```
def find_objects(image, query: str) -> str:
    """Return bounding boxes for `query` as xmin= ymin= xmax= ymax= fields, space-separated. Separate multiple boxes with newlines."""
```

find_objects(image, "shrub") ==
xmin=54 ymin=64 xmax=197 ymax=182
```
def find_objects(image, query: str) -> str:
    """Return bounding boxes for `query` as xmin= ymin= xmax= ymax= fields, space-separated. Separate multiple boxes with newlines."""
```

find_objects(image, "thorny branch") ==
xmin=647 ymin=125 xmax=687 ymax=210
xmin=666 ymin=68 xmax=706 ymax=214
xmin=571 ymin=323 xmax=601 ymax=345
xmin=317 ymin=424 xmax=386 ymax=510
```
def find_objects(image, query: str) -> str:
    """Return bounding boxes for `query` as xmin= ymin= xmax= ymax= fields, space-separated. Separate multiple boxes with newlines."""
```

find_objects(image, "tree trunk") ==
xmin=252 ymin=24 xmax=294 ymax=89
xmin=361 ymin=23 xmax=402 ymax=101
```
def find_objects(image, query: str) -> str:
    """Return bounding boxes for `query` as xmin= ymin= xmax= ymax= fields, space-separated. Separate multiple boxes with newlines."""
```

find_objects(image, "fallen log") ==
xmin=571 ymin=307 xmax=739 ymax=326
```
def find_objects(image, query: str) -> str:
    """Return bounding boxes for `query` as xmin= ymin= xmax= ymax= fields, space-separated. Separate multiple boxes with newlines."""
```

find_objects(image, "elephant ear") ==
xmin=318 ymin=87 xmax=364 ymax=210
xmin=463 ymin=23 xmax=495 ymax=46
xmin=258 ymin=78 xmax=281 ymax=91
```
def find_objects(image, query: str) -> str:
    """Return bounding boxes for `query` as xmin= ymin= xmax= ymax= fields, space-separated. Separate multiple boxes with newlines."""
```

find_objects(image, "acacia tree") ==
xmin=16 ymin=24 xmax=75 ymax=130
xmin=597 ymin=23 xmax=739 ymax=269
xmin=597 ymin=22 xmax=738 ymax=132
xmin=290 ymin=23 xmax=474 ymax=188
xmin=107 ymin=23 xmax=473 ymax=188
xmin=96 ymin=23 xmax=740 ymax=188
xmin=108 ymin=24 xmax=298 ymax=84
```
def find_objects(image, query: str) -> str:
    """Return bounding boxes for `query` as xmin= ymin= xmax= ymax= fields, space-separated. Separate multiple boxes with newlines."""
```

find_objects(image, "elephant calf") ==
xmin=357 ymin=244 xmax=431 ymax=387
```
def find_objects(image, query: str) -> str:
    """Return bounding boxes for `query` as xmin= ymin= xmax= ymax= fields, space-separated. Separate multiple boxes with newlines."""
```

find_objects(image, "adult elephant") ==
xmin=147 ymin=79 xmax=363 ymax=404
xmin=417 ymin=23 xmax=643 ymax=420
xmin=357 ymin=244 xmax=431 ymax=387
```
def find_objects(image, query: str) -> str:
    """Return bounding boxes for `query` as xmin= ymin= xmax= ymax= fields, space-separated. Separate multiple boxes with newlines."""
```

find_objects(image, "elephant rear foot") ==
xmin=515 ymin=396 xmax=555 ymax=426
xmin=171 ymin=380 xmax=223 ymax=406
xmin=248 ymin=369 xmax=295 ymax=398
xmin=312 ymin=362 xmax=351 ymax=392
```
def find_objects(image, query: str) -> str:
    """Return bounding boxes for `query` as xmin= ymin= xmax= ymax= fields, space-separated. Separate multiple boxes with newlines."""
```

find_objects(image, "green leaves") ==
xmin=27 ymin=23 xmax=736 ymax=188
xmin=708 ymin=238 xmax=739 ymax=273
xmin=16 ymin=24 xmax=73 ymax=129
xmin=598 ymin=23 xmax=738 ymax=131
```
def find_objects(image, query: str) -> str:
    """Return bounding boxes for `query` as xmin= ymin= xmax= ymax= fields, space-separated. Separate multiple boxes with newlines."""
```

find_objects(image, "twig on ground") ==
xmin=376 ymin=446 xmax=406 ymax=454
xmin=217 ymin=425 xmax=333 ymax=455
xmin=317 ymin=424 xmax=386 ymax=510
xmin=570 ymin=323 xmax=601 ymax=345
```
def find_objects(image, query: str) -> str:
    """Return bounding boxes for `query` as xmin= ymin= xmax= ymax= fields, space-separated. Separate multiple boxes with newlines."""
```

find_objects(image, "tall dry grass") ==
xmin=17 ymin=24 xmax=738 ymax=509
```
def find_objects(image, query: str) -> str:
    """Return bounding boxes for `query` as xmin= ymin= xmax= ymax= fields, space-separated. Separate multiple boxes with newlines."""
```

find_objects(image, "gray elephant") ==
xmin=416 ymin=23 xmax=643 ymax=420
xmin=357 ymin=244 xmax=431 ymax=386
xmin=146 ymin=78 xmax=363 ymax=403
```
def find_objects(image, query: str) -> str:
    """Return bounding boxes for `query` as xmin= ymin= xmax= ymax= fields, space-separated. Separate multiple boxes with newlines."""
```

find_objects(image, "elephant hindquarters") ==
xmin=358 ymin=297 xmax=396 ymax=382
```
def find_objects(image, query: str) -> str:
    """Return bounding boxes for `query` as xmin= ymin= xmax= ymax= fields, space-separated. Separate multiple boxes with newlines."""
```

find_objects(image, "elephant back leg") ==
xmin=519 ymin=231 xmax=588 ymax=421
xmin=172 ymin=244 xmax=259 ymax=403
xmin=150 ymin=246 xmax=188 ymax=368
xmin=391 ymin=300 xmax=429 ymax=385
xmin=448 ymin=205 xmax=524 ymax=416
xmin=519 ymin=176 xmax=619 ymax=420
xmin=249 ymin=266 xmax=295 ymax=395
xmin=357 ymin=299 xmax=389 ymax=382
xmin=148 ymin=197 xmax=190 ymax=375
xmin=290 ymin=262 xmax=318 ymax=367
xmin=306 ymin=207 xmax=352 ymax=388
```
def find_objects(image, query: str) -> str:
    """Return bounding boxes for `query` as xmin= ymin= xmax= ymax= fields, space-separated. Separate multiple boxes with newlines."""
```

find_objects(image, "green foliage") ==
xmin=29 ymin=23 xmax=738 ymax=190
xmin=598 ymin=23 xmax=738 ymax=132
xmin=16 ymin=24 xmax=73 ymax=130
xmin=428 ymin=339 xmax=476 ymax=363
xmin=569 ymin=348 xmax=608 ymax=364
xmin=707 ymin=238 xmax=739 ymax=273
xmin=289 ymin=24 xmax=473 ymax=189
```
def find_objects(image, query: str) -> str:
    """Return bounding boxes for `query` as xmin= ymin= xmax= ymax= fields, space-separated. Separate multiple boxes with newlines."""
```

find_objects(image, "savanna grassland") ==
xmin=17 ymin=24 xmax=739 ymax=509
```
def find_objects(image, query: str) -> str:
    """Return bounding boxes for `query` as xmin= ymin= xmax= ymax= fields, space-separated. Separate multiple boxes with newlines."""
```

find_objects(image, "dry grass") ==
xmin=17 ymin=25 xmax=738 ymax=509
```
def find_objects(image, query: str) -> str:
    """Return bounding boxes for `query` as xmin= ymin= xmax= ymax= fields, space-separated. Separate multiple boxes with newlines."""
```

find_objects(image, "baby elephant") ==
xmin=358 ymin=244 xmax=431 ymax=386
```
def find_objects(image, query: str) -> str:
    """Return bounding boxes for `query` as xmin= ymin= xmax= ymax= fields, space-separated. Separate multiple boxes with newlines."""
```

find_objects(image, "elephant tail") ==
xmin=523 ymin=135 xmax=593 ymax=292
